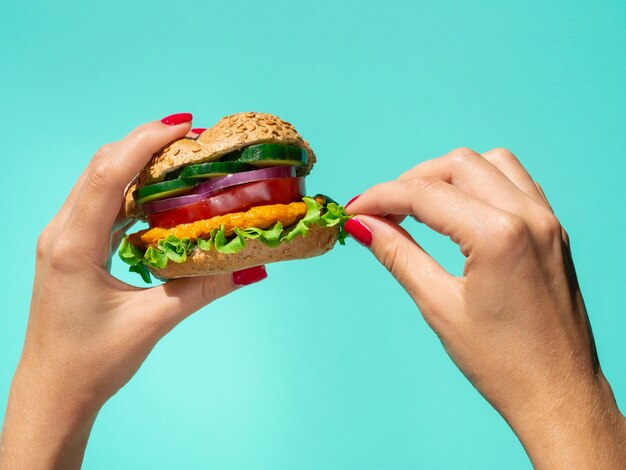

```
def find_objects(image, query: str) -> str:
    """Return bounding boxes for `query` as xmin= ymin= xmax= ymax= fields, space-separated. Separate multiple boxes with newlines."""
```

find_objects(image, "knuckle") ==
xmin=404 ymin=175 xmax=439 ymax=194
xmin=133 ymin=129 xmax=150 ymax=145
xmin=487 ymin=147 xmax=518 ymax=162
xmin=533 ymin=211 xmax=562 ymax=243
xmin=88 ymin=158 xmax=114 ymax=189
xmin=48 ymin=236 xmax=75 ymax=271
xmin=129 ymin=125 xmax=153 ymax=145
xmin=94 ymin=143 xmax=114 ymax=160
xmin=487 ymin=214 xmax=530 ymax=251
xmin=448 ymin=147 xmax=479 ymax=162
xmin=36 ymin=227 xmax=54 ymax=260
xmin=378 ymin=239 xmax=402 ymax=277
xmin=88 ymin=143 xmax=117 ymax=189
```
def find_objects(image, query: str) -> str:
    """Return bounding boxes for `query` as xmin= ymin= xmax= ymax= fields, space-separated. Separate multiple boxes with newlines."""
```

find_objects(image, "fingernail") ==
xmin=232 ymin=265 xmax=268 ymax=286
xmin=345 ymin=194 xmax=361 ymax=209
xmin=191 ymin=128 xmax=206 ymax=134
xmin=161 ymin=113 xmax=193 ymax=125
xmin=344 ymin=218 xmax=372 ymax=247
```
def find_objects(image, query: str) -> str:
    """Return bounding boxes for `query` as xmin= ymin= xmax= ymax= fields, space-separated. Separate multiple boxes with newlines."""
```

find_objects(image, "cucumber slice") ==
xmin=226 ymin=144 xmax=307 ymax=168
xmin=179 ymin=162 xmax=256 ymax=179
xmin=135 ymin=179 xmax=196 ymax=205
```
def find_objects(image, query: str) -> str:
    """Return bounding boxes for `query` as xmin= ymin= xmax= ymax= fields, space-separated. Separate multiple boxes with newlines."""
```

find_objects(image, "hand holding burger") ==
xmin=0 ymin=114 xmax=277 ymax=468
xmin=119 ymin=112 xmax=350 ymax=282
xmin=0 ymin=112 xmax=351 ymax=467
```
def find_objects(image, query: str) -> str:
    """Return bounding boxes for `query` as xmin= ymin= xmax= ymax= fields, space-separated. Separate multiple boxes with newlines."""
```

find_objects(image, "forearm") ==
xmin=0 ymin=366 xmax=98 ymax=470
xmin=510 ymin=374 xmax=626 ymax=469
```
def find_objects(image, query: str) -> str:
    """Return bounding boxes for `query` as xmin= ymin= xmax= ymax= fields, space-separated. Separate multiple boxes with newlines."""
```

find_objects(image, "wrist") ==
xmin=508 ymin=373 xmax=626 ymax=469
xmin=1 ymin=362 xmax=99 ymax=470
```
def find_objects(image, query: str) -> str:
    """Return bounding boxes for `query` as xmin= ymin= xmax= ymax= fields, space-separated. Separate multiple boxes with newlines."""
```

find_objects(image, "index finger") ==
xmin=346 ymin=176 xmax=526 ymax=259
xmin=65 ymin=114 xmax=193 ymax=263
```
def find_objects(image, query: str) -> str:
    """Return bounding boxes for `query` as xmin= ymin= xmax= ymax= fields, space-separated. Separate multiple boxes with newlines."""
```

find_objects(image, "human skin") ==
xmin=1 ymin=129 xmax=623 ymax=469
xmin=343 ymin=147 xmax=626 ymax=469
xmin=0 ymin=115 xmax=267 ymax=469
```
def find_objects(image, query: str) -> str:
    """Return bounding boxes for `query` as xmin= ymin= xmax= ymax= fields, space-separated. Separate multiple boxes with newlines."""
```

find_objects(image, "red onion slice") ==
xmin=142 ymin=166 xmax=296 ymax=215
xmin=192 ymin=166 xmax=295 ymax=195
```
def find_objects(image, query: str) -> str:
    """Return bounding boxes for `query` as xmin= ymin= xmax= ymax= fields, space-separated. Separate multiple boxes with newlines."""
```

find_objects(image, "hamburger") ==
xmin=119 ymin=112 xmax=349 ymax=282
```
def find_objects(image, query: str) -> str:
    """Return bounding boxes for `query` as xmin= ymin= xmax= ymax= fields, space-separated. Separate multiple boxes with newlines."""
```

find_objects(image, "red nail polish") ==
xmin=191 ymin=128 xmax=206 ymax=134
xmin=344 ymin=218 xmax=372 ymax=247
xmin=161 ymin=113 xmax=193 ymax=125
xmin=345 ymin=194 xmax=361 ymax=209
xmin=232 ymin=265 xmax=268 ymax=286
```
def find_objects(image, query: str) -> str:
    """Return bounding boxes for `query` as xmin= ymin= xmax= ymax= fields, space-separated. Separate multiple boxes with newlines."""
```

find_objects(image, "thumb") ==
xmin=344 ymin=215 xmax=459 ymax=322
xmin=135 ymin=266 xmax=267 ymax=336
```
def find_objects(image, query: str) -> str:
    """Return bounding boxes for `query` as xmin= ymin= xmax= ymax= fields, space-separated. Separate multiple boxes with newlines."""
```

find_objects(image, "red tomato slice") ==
xmin=147 ymin=177 xmax=306 ymax=228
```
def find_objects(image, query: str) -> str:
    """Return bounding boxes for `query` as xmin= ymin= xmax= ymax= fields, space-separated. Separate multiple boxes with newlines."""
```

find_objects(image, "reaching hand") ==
xmin=344 ymin=147 xmax=625 ymax=469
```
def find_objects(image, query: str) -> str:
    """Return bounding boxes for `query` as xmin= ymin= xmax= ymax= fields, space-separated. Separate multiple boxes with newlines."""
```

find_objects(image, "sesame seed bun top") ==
xmin=125 ymin=112 xmax=316 ymax=219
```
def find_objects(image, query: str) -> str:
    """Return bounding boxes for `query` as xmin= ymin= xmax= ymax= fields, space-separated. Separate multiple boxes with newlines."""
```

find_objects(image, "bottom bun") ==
xmin=150 ymin=225 xmax=339 ymax=279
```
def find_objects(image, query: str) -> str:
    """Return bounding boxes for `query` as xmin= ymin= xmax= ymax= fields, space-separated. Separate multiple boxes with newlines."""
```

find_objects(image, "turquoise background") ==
xmin=1 ymin=0 xmax=624 ymax=468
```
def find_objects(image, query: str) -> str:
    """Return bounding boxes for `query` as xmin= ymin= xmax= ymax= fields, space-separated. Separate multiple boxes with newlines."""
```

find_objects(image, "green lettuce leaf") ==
xmin=237 ymin=222 xmax=284 ymax=247
xmin=196 ymin=236 xmax=213 ymax=251
xmin=281 ymin=217 xmax=309 ymax=242
xmin=119 ymin=196 xmax=352 ymax=282
xmin=119 ymin=237 xmax=144 ymax=266
xmin=158 ymin=235 xmax=192 ymax=263
xmin=119 ymin=237 xmax=154 ymax=283
xmin=214 ymin=226 xmax=246 ymax=254
xmin=144 ymin=246 xmax=168 ymax=268
xmin=129 ymin=264 xmax=152 ymax=284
